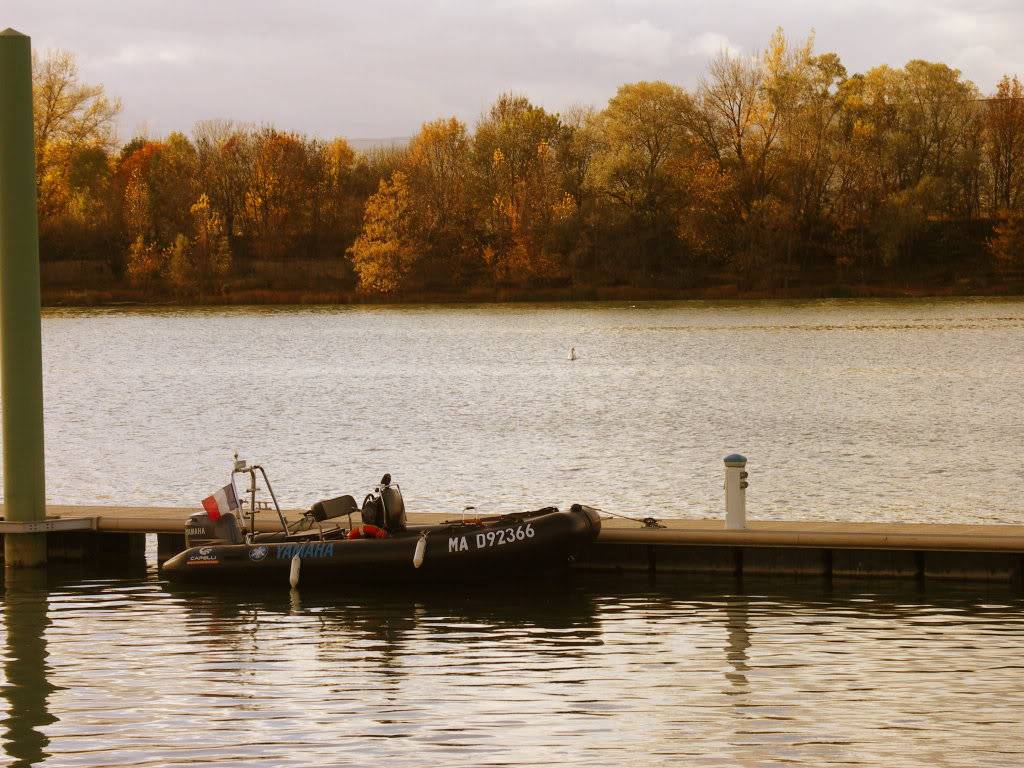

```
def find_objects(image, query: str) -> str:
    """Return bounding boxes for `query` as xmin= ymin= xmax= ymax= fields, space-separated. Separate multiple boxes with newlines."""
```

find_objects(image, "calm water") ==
xmin=25 ymin=297 xmax=1024 ymax=523
xmin=1 ymin=560 xmax=1022 ymax=767
xmin=1 ymin=299 xmax=1022 ymax=766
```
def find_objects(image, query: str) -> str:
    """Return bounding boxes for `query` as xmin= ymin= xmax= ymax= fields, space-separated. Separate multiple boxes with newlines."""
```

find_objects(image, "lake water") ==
xmin=2 ymin=562 xmax=1022 ymax=767
xmin=1 ymin=298 xmax=1023 ymax=766
xmin=29 ymin=297 xmax=1024 ymax=523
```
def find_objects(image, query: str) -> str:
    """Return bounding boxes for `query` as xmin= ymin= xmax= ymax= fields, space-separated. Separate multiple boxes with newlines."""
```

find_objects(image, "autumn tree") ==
xmin=840 ymin=62 xmax=978 ymax=205
xmin=988 ymin=215 xmax=1024 ymax=272
xmin=65 ymin=145 xmax=112 ymax=218
xmin=149 ymin=133 xmax=200 ymax=247
xmin=691 ymin=45 xmax=777 ymax=212
xmin=687 ymin=30 xmax=834 ymax=283
xmin=760 ymin=35 xmax=849 ymax=282
xmin=899 ymin=61 xmax=980 ymax=192
xmin=116 ymin=140 xmax=161 ymax=239
xmin=402 ymin=118 xmax=478 ymax=286
xmin=194 ymin=121 xmax=252 ymax=254
xmin=834 ymin=59 xmax=981 ymax=267
xmin=159 ymin=195 xmax=232 ymax=295
xmin=348 ymin=119 xmax=478 ymax=292
xmin=242 ymin=128 xmax=311 ymax=260
xmin=29 ymin=34 xmax=1024 ymax=300
xmin=189 ymin=194 xmax=232 ymax=291
xmin=125 ymin=235 xmax=163 ymax=289
xmin=322 ymin=138 xmax=361 ymax=243
xmin=348 ymin=172 xmax=418 ymax=292
xmin=558 ymin=105 xmax=603 ymax=207
xmin=474 ymin=95 xmax=576 ymax=284
xmin=984 ymin=75 xmax=1024 ymax=212
xmin=32 ymin=50 xmax=120 ymax=225
xmin=589 ymin=82 xmax=691 ymax=216
xmin=587 ymin=81 xmax=693 ymax=277
xmin=164 ymin=233 xmax=194 ymax=294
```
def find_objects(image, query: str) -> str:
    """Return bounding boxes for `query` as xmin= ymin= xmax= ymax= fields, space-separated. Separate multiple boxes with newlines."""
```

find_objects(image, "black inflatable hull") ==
xmin=161 ymin=504 xmax=601 ymax=585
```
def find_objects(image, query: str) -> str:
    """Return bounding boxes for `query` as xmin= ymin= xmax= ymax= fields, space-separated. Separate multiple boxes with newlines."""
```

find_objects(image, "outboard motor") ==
xmin=380 ymin=483 xmax=406 ymax=532
xmin=360 ymin=473 xmax=407 ymax=533
xmin=184 ymin=511 xmax=244 ymax=547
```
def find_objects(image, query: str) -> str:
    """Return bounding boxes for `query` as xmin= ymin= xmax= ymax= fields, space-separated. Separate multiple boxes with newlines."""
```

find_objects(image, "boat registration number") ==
xmin=449 ymin=524 xmax=535 ymax=553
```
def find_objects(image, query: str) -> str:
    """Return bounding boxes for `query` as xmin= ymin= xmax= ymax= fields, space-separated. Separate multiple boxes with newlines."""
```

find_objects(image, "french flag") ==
xmin=202 ymin=484 xmax=239 ymax=522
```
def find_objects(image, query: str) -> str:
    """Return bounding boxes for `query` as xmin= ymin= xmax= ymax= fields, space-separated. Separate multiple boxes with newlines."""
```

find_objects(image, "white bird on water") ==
xmin=568 ymin=346 xmax=577 ymax=361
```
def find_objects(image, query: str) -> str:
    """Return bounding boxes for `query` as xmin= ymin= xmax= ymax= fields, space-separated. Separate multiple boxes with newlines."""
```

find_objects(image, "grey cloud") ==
xmin=8 ymin=0 xmax=1024 ymax=140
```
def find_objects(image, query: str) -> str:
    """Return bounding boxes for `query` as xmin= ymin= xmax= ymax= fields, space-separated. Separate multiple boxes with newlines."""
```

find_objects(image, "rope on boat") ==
xmin=592 ymin=507 xmax=666 ymax=529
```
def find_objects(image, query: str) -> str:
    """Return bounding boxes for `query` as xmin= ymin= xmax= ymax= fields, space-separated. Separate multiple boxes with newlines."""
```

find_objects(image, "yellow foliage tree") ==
xmin=164 ymin=233 xmax=194 ymax=294
xmin=190 ymin=194 xmax=232 ymax=291
xmin=159 ymin=195 xmax=232 ymax=295
xmin=475 ymin=96 xmax=576 ymax=284
xmin=348 ymin=172 xmax=418 ymax=293
xmin=125 ymin=235 xmax=163 ymax=289
xmin=122 ymin=167 xmax=151 ymax=241
xmin=32 ymin=50 xmax=120 ymax=225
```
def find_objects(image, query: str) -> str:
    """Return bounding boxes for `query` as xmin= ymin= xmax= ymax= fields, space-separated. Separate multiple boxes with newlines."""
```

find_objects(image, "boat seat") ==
xmin=310 ymin=495 xmax=358 ymax=522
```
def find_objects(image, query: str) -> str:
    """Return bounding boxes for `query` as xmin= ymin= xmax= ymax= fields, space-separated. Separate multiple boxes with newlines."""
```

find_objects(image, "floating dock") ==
xmin=1 ymin=505 xmax=1022 ymax=584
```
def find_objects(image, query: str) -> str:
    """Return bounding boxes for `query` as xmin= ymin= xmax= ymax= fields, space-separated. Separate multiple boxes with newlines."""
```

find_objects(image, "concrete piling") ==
xmin=0 ymin=29 xmax=47 ymax=568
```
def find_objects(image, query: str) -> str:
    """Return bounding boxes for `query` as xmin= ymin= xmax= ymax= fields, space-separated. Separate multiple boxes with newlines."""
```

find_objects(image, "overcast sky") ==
xmin=8 ymin=0 xmax=1024 ymax=141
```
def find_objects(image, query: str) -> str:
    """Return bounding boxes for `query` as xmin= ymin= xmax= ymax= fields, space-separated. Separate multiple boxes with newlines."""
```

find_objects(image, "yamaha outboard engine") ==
xmin=361 ymin=473 xmax=407 ymax=533
xmin=380 ymin=483 xmax=406 ymax=532
xmin=184 ymin=511 xmax=244 ymax=547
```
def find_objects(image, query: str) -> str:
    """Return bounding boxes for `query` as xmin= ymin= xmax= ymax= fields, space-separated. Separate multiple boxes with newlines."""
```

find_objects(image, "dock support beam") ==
xmin=0 ymin=30 xmax=47 ymax=568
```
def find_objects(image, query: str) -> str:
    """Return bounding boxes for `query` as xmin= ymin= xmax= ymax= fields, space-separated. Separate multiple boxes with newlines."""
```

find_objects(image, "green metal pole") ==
xmin=0 ymin=29 xmax=47 ymax=568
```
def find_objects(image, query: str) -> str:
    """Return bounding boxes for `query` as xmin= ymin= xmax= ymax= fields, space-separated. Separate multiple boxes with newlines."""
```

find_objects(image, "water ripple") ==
xmin=3 ymin=569 xmax=1022 ymax=767
xmin=13 ymin=297 xmax=1024 ymax=524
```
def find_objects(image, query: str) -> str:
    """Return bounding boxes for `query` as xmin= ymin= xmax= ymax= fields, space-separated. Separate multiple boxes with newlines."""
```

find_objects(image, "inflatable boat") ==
xmin=161 ymin=458 xmax=601 ymax=586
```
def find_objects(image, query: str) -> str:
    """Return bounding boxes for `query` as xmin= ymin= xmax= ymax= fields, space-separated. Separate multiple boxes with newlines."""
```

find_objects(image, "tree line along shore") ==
xmin=32 ymin=29 xmax=1024 ymax=306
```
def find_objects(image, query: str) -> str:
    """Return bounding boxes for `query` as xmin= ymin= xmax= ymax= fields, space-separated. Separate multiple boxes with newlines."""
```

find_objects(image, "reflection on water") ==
xmin=0 ymin=558 xmax=1021 ymax=767
xmin=16 ymin=297 xmax=1024 ymax=523
xmin=1 ymin=570 xmax=56 ymax=768
xmin=723 ymin=595 xmax=750 ymax=693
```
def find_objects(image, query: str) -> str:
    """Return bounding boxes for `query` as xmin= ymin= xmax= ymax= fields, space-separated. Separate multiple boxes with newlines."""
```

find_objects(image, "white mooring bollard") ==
xmin=723 ymin=454 xmax=748 ymax=530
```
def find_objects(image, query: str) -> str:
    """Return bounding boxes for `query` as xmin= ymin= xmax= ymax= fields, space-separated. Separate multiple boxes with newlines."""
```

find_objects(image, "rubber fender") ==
xmin=413 ymin=535 xmax=427 ymax=568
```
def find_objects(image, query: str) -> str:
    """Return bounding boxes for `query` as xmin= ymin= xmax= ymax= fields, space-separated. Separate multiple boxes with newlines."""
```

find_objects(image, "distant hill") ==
xmin=347 ymin=137 xmax=411 ymax=151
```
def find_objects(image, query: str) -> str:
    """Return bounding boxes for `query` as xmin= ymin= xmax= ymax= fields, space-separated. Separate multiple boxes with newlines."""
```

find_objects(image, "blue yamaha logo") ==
xmin=249 ymin=545 xmax=268 ymax=561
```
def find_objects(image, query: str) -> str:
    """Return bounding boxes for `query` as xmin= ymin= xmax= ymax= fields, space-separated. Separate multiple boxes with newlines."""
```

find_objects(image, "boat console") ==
xmin=183 ymin=458 xmax=409 ymax=548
